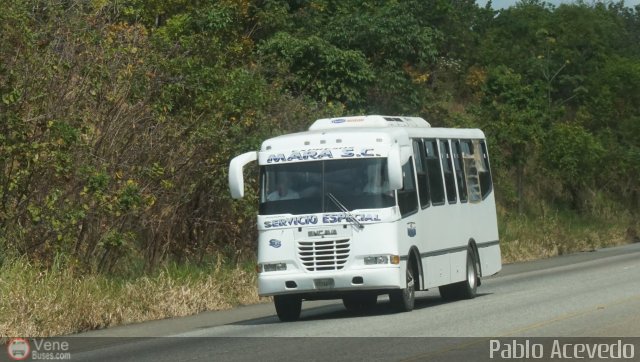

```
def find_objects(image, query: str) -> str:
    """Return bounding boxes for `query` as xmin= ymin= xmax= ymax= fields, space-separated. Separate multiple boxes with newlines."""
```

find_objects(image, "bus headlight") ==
xmin=364 ymin=255 xmax=394 ymax=265
xmin=261 ymin=263 xmax=287 ymax=272
xmin=364 ymin=255 xmax=388 ymax=265
xmin=364 ymin=254 xmax=400 ymax=265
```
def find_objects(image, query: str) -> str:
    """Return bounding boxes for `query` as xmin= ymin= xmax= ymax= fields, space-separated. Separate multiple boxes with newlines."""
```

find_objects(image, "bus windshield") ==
xmin=259 ymin=158 xmax=395 ymax=216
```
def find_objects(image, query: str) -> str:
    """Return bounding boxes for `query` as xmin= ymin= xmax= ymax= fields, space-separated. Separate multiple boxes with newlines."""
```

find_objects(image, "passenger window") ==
xmin=453 ymin=140 xmax=468 ymax=203
xmin=479 ymin=140 xmax=493 ymax=199
xmin=439 ymin=139 xmax=457 ymax=204
xmin=425 ymin=139 xmax=445 ymax=205
xmin=462 ymin=140 xmax=482 ymax=203
xmin=413 ymin=140 xmax=430 ymax=208
xmin=398 ymin=158 xmax=419 ymax=217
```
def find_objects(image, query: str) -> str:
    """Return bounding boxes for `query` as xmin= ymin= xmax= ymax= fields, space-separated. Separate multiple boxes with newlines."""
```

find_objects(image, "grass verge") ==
xmin=0 ymin=258 xmax=263 ymax=338
xmin=1 ymin=212 xmax=637 ymax=337
xmin=499 ymin=208 xmax=639 ymax=263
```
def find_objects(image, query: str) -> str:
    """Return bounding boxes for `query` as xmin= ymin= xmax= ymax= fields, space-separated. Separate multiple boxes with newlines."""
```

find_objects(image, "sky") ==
xmin=475 ymin=0 xmax=640 ymax=9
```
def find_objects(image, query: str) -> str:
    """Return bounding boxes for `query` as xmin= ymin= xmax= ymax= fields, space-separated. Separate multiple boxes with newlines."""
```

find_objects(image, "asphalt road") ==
xmin=29 ymin=243 xmax=640 ymax=361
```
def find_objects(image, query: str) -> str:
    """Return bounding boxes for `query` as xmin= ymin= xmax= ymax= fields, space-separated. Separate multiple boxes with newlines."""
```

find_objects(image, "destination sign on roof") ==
xmin=259 ymin=146 xmax=386 ymax=164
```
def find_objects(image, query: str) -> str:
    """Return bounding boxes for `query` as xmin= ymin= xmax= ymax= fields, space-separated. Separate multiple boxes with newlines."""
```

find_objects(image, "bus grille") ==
xmin=297 ymin=239 xmax=350 ymax=271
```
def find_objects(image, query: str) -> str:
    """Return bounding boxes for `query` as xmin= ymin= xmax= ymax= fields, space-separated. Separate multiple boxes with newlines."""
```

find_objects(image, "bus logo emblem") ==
xmin=269 ymin=239 xmax=282 ymax=248
xmin=407 ymin=222 xmax=416 ymax=237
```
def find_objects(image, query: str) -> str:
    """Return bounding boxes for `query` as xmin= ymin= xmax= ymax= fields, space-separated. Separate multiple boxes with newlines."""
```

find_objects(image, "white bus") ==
xmin=229 ymin=115 xmax=501 ymax=321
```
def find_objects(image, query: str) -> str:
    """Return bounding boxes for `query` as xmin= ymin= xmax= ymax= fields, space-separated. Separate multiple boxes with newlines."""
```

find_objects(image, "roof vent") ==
xmin=309 ymin=115 xmax=430 ymax=131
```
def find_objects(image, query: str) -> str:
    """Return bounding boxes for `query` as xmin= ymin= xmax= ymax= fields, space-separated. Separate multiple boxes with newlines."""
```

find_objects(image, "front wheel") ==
xmin=389 ymin=263 xmax=415 ymax=312
xmin=274 ymin=295 xmax=302 ymax=322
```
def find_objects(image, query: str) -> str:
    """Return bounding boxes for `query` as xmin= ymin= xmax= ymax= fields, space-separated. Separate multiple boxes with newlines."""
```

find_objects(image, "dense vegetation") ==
xmin=2 ymin=0 xmax=639 ymax=276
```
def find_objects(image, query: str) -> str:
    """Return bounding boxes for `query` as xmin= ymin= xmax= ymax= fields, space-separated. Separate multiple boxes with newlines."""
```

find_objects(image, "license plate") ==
xmin=314 ymin=278 xmax=335 ymax=289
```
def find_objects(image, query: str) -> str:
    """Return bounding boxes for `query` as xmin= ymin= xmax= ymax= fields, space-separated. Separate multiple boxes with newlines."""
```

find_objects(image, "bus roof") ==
xmin=309 ymin=115 xmax=431 ymax=130
xmin=260 ymin=115 xmax=485 ymax=153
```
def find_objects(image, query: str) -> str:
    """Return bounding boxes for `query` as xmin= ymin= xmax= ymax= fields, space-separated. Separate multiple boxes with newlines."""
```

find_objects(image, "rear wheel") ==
xmin=274 ymin=295 xmax=302 ymax=322
xmin=439 ymin=247 xmax=478 ymax=301
xmin=389 ymin=263 xmax=415 ymax=312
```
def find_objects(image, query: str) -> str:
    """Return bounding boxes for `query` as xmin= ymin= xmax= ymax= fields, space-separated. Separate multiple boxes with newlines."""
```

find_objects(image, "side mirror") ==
xmin=387 ymin=144 xmax=403 ymax=190
xmin=228 ymin=151 xmax=258 ymax=199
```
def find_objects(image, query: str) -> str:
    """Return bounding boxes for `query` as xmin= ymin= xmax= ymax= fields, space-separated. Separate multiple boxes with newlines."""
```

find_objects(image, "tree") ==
xmin=475 ymin=66 xmax=547 ymax=213
xmin=542 ymin=123 xmax=604 ymax=210
xmin=258 ymin=32 xmax=373 ymax=108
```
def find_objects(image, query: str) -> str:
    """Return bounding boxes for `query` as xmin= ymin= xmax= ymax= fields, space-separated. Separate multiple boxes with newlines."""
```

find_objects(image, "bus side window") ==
xmin=453 ymin=140 xmax=468 ymax=203
xmin=463 ymin=140 xmax=482 ymax=203
xmin=439 ymin=139 xmax=457 ymax=204
xmin=425 ymin=139 xmax=445 ymax=205
xmin=398 ymin=157 xmax=419 ymax=217
xmin=413 ymin=139 xmax=430 ymax=208
xmin=479 ymin=140 xmax=493 ymax=199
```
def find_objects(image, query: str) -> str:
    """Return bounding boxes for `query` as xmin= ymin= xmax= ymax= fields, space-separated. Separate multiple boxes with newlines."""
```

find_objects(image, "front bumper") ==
xmin=258 ymin=266 xmax=403 ymax=297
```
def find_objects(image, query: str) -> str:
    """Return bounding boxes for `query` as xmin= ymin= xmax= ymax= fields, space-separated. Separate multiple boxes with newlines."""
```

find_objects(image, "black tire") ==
xmin=439 ymin=247 xmax=478 ymax=301
xmin=342 ymin=294 xmax=377 ymax=313
xmin=274 ymin=295 xmax=302 ymax=322
xmin=389 ymin=263 xmax=415 ymax=312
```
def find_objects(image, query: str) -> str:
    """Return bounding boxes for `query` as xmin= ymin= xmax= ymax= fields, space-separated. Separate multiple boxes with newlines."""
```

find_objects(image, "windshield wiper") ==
xmin=326 ymin=193 xmax=364 ymax=229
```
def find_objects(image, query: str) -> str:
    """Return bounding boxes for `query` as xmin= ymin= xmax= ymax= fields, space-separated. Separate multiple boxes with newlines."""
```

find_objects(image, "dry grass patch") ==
xmin=0 ymin=259 xmax=263 ymax=338
xmin=499 ymin=210 xmax=638 ymax=264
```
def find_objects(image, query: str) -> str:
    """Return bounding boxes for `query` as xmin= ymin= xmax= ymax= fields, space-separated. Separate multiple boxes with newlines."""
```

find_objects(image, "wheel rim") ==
xmin=467 ymin=254 xmax=476 ymax=289
xmin=405 ymin=268 xmax=415 ymax=299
